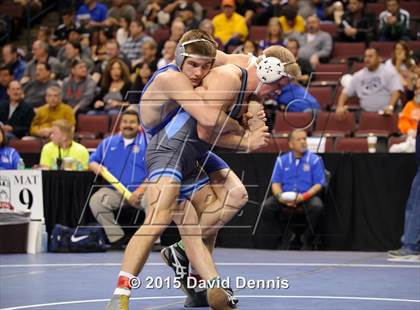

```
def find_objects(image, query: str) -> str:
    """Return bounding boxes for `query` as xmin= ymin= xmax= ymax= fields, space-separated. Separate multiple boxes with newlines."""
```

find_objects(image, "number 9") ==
xmin=19 ymin=188 xmax=33 ymax=209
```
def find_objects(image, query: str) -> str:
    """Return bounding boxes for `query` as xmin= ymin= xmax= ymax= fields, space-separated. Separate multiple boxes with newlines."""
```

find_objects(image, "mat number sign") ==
xmin=0 ymin=170 xmax=44 ymax=219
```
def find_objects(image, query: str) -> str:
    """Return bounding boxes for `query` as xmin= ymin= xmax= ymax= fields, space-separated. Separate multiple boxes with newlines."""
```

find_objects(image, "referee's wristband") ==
xmin=302 ymin=192 xmax=311 ymax=201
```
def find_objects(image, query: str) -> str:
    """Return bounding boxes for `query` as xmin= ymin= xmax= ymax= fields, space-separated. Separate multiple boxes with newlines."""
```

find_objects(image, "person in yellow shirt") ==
xmin=399 ymin=79 xmax=420 ymax=137
xmin=39 ymin=119 xmax=89 ymax=170
xmin=279 ymin=4 xmax=305 ymax=36
xmin=212 ymin=0 xmax=249 ymax=50
xmin=30 ymin=86 xmax=76 ymax=138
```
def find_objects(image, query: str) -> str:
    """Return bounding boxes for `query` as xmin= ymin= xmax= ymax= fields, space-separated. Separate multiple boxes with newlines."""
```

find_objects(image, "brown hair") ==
xmin=52 ymin=119 xmax=75 ymax=140
xmin=179 ymin=29 xmax=218 ymax=60
xmin=260 ymin=45 xmax=301 ymax=79
xmin=392 ymin=40 xmax=414 ymax=69
xmin=101 ymin=58 xmax=131 ymax=90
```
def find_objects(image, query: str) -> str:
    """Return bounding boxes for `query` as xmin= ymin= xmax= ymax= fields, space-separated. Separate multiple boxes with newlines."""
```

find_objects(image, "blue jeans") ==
xmin=401 ymin=167 xmax=420 ymax=252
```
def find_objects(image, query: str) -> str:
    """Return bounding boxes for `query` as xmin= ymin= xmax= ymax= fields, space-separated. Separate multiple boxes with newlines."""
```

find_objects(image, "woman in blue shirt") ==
xmin=0 ymin=126 xmax=22 ymax=170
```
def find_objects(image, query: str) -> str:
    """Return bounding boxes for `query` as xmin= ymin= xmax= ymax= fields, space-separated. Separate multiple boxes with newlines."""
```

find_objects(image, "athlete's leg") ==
xmin=120 ymin=177 xmax=177 ymax=275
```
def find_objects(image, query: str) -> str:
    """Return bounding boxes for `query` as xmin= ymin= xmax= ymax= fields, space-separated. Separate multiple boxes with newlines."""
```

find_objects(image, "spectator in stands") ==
xmin=92 ymin=40 xmax=131 ymax=83
xmin=298 ymin=0 xmax=330 ymax=20
xmin=162 ymin=0 xmax=203 ymax=26
xmin=106 ymin=0 xmax=136 ymax=27
xmin=338 ymin=0 xmax=375 ymax=42
xmin=385 ymin=41 xmax=417 ymax=88
xmin=121 ymin=18 xmax=153 ymax=66
xmin=286 ymin=38 xmax=313 ymax=85
xmin=1 ymin=44 xmax=26 ymax=80
xmin=30 ymin=86 xmax=75 ymax=139
xmin=233 ymin=40 xmax=259 ymax=55
xmin=90 ymin=58 xmax=132 ymax=115
xmin=62 ymin=41 xmax=94 ymax=77
xmin=116 ymin=16 xmax=130 ymax=46
xmin=259 ymin=17 xmax=284 ymax=51
xmin=157 ymin=19 xmax=185 ymax=55
xmin=0 ymin=64 xmax=13 ymax=102
xmin=388 ymin=119 xmax=420 ymax=261
xmin=292 ymin=15 xmax=333 ymax=68
xmin=39 ymin=119 xmax=89 ymax=170
xmin=275 ymin=82 xmax=320 ymax=112
xmin=129 ymin=62 xmax=153 ymax=103
xmin=88 ymin=109 xmax=147 ymax=249
xmin=379 ymin=0 xmax=411 ymax=41
xmin=137 ymin=40 xmax=159 ymax=72
xmin=0 ymin=81 xmax=35 ymax=139
xmin=51 ymin=9 xmax=81 ymax=49
xmin=76 ymin=0 xmax=108 ymax=28
xmin=234 ymin=0 xmax=259 ymax=24
xmin=255 ymin=129 xmax=326 ymax=250
xmin=279 ymin=4 xmax=305 ymax=37
xmin=0 ymin=126 xmax=22 ymax=170
xmin=398 ymin=78 xmax=420 ymax=138
xmin=62 ymin=59 xmax=97 ymax=114
xmin=213 ymin=0 xmax=249 ymax=50
xmin=336 ymin=48 xmax=403 ymax=120
xmin=21 ymin=40 xmax=62 ymax=83
xmin=22 ymin=63 xmax=59 ymax=108
xmin=177 ymin=4 xmax=199 ymax=31
xmin=157 ymin=40 xmax=177 ymax=69
xmin=92 ymin=28 xmax=111 ymax=63
xmin=199 ymin=19 xmax=215 ymax=38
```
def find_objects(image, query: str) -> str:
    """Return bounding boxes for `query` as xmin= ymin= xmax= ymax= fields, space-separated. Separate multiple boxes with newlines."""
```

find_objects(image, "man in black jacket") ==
xmin=0 ymin=81 xmax=35 ymax=139
xmin=338 ymin=0 xmax=375 ymax=43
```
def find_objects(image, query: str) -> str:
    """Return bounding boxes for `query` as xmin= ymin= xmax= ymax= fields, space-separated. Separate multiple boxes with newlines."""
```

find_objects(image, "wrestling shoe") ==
xmin=207 ymin=286 xmax=239 ymax=310
xmin=160 ymin=244 xmax=194 ymax=297
xmin=105 ymin=294 xmax=129 ymax=310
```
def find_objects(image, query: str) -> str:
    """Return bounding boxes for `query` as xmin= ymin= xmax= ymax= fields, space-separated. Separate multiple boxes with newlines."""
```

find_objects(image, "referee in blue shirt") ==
xmin=89 ymin=109 xmax=148 ymax=249
xmin=255 ymin=129 xmax=326 ymax=250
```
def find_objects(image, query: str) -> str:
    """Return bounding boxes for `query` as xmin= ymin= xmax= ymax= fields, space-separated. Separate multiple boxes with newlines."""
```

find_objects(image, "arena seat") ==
xmin=370 ymin=41 xmax=394 ymax=59
xmin=388 ymin=136 xmax=407 ymax=150
xmin=109 ymin=114 xmax=122 ymax=134
xmin=9 ymin=139 xmax=43 ymax=153
xmin=335 ymin=137 xmax=369 ymax=153
xmin=273 ymin=112 xmax=314 ymax=137
xmin=366 ymin=3 xmax=385 ymax=16
xmin=308 ymin=86 xmax=334 ymax=110
xmin=331 ymin=42 xmax=365 ymax=63
xmin=76 ymin=115 xmax=110 ymax=139
xmin=152 ymin=28 xmax=169 ymax=43
xmin=313 ymin=111 xmax=356 ymax=137
xmin=407 ymin=40 xmax=420 ymax=52
xmin=80 ymin=139 xmax=102 ymax=150
xmin=248 ymin=26 xmax=266 ymax=42
xmin=320 ymin=23 xmax=338 ymax=38
xmin=314 ymin=63 xmax=348 ymax=82
xmin=354 ymin=112 xmax=399 ymax=137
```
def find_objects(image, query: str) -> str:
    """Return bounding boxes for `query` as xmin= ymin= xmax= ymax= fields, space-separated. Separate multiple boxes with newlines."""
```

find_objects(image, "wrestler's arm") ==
xmin=158 ymin=71 xmax=243 ymax=134
xmin=196 ymin=75 xmax=269 ymax=151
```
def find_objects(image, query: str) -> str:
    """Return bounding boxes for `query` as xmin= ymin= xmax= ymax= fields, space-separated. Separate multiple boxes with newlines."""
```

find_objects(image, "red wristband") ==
xmin=302 ymin=192 xmax=311 ymax=201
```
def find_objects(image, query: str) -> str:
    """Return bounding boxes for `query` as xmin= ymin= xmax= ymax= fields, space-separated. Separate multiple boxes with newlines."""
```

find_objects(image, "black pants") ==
xmin=254 ymin=195 xmax=324 ymax=249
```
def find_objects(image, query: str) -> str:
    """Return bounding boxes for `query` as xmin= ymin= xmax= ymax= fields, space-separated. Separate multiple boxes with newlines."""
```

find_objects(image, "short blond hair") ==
xmin=52 ymin=119 xmax=75 ymax=140
xmin=260 ymin=46 xmax=301 ymax=80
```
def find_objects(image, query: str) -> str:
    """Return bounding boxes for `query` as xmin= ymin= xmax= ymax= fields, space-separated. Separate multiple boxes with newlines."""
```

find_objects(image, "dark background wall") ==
xmin=37 ymin=153 xmax=417 ymax=252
